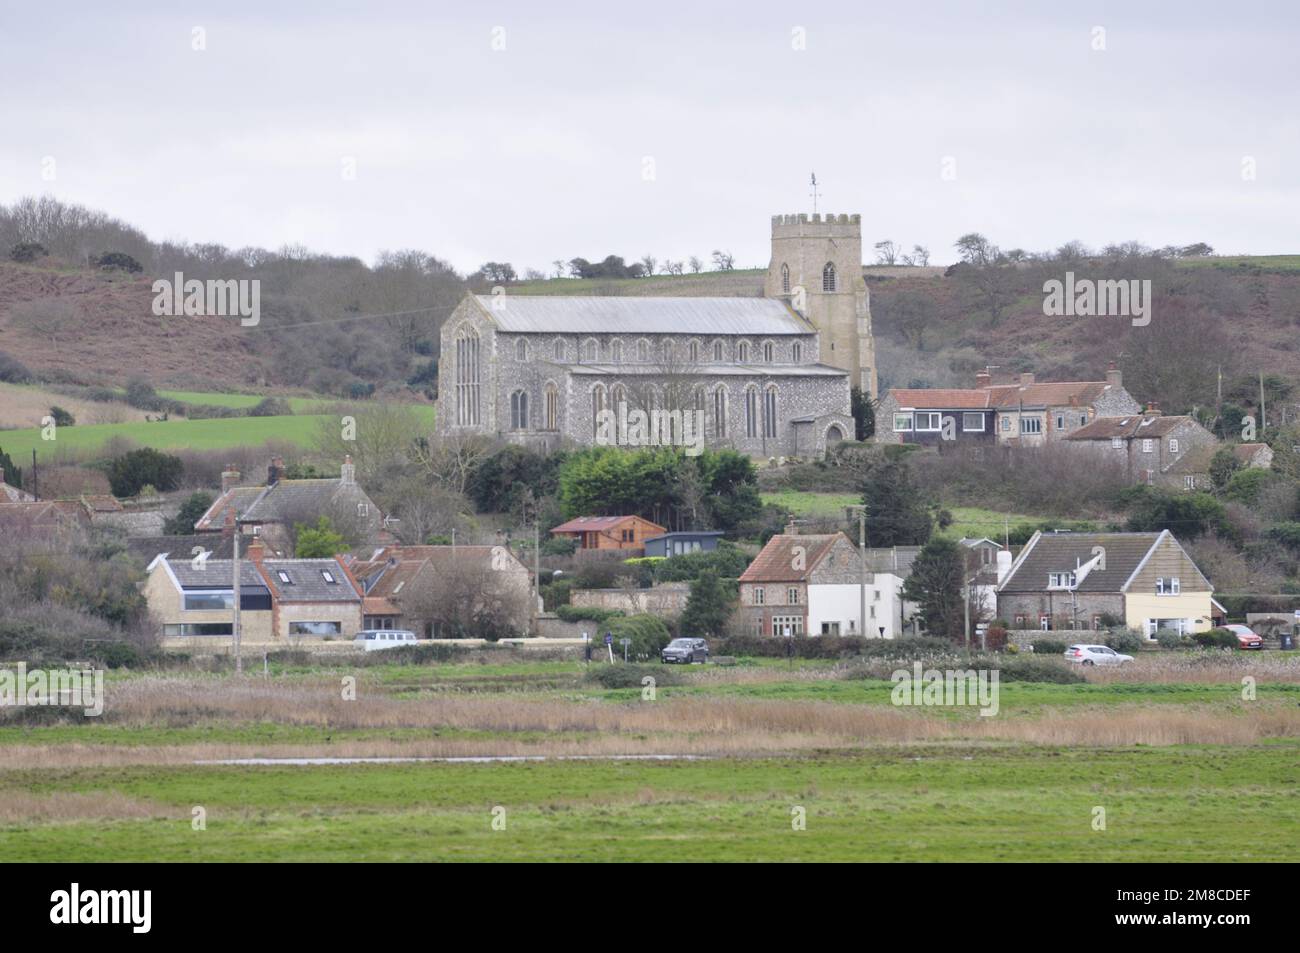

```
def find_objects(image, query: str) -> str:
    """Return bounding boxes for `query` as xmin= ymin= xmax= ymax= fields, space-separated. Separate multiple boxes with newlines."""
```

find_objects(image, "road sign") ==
xmin=604 ymin=633 xmax=613 ymax=644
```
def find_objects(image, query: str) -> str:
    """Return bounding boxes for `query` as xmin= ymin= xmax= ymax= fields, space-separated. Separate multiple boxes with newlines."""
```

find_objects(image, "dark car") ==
xmin=661 ymin=637 xmax=708 ymax=664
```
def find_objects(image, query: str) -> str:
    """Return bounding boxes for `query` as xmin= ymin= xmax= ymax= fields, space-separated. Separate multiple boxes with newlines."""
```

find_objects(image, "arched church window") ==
xmin=611 ymin=340 xmax=623 ymax=362
xmin=712 ymin=340 xmax=723 ymax=362
xmin=738 ymin=341 xmax=749 ymax=363
xmin=822 ymin=262 xmax=837 ymax=292
xmin=544 ymin=382 xmax=559 ymax=430
xmin=763 ymin=385 xmax=778 ymax=438
xmin=637 ymin=339 xmax=649 ymax=362
xmin=583 ymin=338 xmax=598 ymax=362
xmin=554 ymin=338 xmax=565 ymax=361
xmin=455 ymin=325 xmax=481 ymax=426
xmin=744 ymin=386 xmax=758 ymax=438
xmin=509 ymin=390 xmax=528 ymax=430
xmin=781 ymin=263 xmax=790 ymax=294
xmin=762 ymin=341 xmax=774 ymax=363
xmin=713 ymin=386 xmax=728 ymax=438
xmin=515 ymin=339 xmax=527 ymax=362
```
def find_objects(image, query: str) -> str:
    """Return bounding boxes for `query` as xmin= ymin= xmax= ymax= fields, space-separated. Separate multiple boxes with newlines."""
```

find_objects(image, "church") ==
xmin=435 ymin=212 xmax=878 ymax=460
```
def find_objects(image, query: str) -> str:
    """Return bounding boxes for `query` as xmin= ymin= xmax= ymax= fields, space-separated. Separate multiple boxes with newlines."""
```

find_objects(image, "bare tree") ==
xmin=710 ymin=249 xmax=735 ymax=271
xmin=640 ymin=254 xmax=657 ymax=277
xmin=688 ymin=256 xmax=703 ymax=274
xmin=873 ymin=240 xmax=900 ymax=265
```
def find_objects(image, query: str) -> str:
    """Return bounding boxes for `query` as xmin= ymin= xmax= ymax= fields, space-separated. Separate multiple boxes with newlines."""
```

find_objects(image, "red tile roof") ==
xmin=888 ymin=388 xmax=992 ymax=409
xmin=550 ymin=515 xmax=665 ymax=534
xmin=738 ymin=533 xmax=843 ymax=583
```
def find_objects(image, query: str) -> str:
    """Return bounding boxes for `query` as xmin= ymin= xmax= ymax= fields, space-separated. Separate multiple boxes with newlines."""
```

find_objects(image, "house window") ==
xmin=611 ymin=340 xmax=623 ymax=362
xmin=712 ymin=340 xmax=723 ymax=362
xmin=773 ymin=615 xmax=804 ymax=637
xmin=454 ymin=326 xmax=481 ymax=426
xmin=763 ymin=341 xmax=774 ymax=363
xmin=1080 ymin=415 xmax=1088 ymax=426
xmin=289 ymin=621 xmax=342 ymax=636
xmin=1001 ymin=417 xmax=1011 ymax=432
xmin=753 ymin=587 xmax=765 ymax=605
xmin=1157 ymin=577 xmax=1181 ymax=595
xmin=821 ymin=622 xmax=840 ymax=635
xmin=1169 ymin=438 xmax=1179 ymax=454
xmin=183 ymin=590 xmax=234 ymax=611
xmin=781 ymin=263 xmax=790 ymax=294
xmin=1020 ymin=417 xmax=1043 ymax=435
xmin=544 ymin=383 xmax=559 ymax=430
xmin=1142 ymin=439 xmax=1153 ymax=452
xmin=713 ymin=387 xmax=728 ymax=438
xmin=1040 ymin=615 xmax=1051 ymax=631
xmin=792 ymin=342 xmax=802 ymax=363
xmin=1048 ymin=572 xmax=1076 ymax=589
xmin=1111 ymin=437 xmax=1124 ymax=449
xmin=962 ymin=413 xmax=984 ymax=432
xmin=893 ymin=413 xmax=913 ymax=432
xmin=276 ymin=571 xmax=293 ymax=585
xmin=1014 ymin=614 xmax=1026 ymax=627
xmin=621 ymin=529 xmax=633 ymax=542
xmin=763 ymin=386 xmax=777 ymax=438
xmin=515 ymin=339 xmax=527 ymax=362
xmin=915 ymin=412 xmax=941 ymax=432
xmin=1055 ymin=414 xmax=1065 ymax=429
xmin=822 ymin=262 xmax=836 ymax=292
xmin=164 ymin=622 xmax=234 ymax=636
xmin=1184 ymin=475 xmax=1196 ymax=490
xmin=357 ymin=502 xmax=368 ymax=518
xmin=745 ymin=387 xmax=758 ymax=438
xmin=738 ymin=341 xmax=749 ymax=362
xmin=510 ymin=390 xmax=528 ymax=430
xmin=787 ymin=588 xmax=799 ymax=604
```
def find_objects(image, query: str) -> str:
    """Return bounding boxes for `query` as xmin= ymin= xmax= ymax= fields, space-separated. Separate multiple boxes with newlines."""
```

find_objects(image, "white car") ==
xmin=1064 ymin=644 xmax=1133 ymax=666
xmin=354 ymin=629 xmax=419 ymax=651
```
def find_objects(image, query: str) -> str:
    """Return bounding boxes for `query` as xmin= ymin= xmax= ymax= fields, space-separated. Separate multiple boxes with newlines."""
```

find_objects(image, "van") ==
xmin=353 ymin=629 xmax=419 ymax=651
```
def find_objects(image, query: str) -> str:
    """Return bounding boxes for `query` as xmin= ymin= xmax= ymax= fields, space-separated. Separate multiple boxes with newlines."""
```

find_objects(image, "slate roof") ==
xmin=738 ymin=533 xmax=843 ymax=583
xmin=1066 ymin=414 xmax=1193 ymax=440
xmin=193 ymin=486 xmax=264 ymax=530
xmin=570 ymin=363 xmax=846 ymax=378
xmin=472 ymin=295 xmax=813 ymax=336
xmin=862 ymin=545 xmax=923 ymax=577
xmin=128 ymin=534 xmax=235 ymax=563
xmin=194 ymin=478 xmax=377 ymax=531
xmin=998 ymin=532 xmax=1163 ymax=593
xmin=165 ymin=558 xmax=268 ymax=589
xmin=260 ymin=559 xmax=361 ymax=602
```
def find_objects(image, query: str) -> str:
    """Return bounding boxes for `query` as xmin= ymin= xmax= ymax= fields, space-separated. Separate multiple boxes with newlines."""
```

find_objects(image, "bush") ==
xmin=1103 ymin=629 xmax=1144 ymax=653
xmin=1156 ymin=630 xmax=1192 ymax=650
xmin=10 ymin=241 xmax=48 ymax=262
xmin=0 ymin=350 xmax=33 ymax=383
xmin=92 ymin=641 xmax=143 ymax=669
xmin=247 ymin=397 xmax=292 ymax=417
xmin=94 ymin=251 xmax=143 ymax=273
xmin=1030 ymin=639 xmax=1069 ymax=655
xmin=107 ymin=447 xmax=184 ymax=497
xmin=607 ymin=615 xmax=673 ymax=659
xmin=1193 ymin=628 xmax=1238 ymax=649
xmin=711 ymin=635 xmax=953 ymax=660
xmin=989 ymin=656 xmax=1085 ymax=684
xmin=48 ymin=405 xmax=75 ymax=427
xmin=583 ymin=663 xmax=682 ymax=689
xmin=554 ymin=605 xmax=625 ymax=624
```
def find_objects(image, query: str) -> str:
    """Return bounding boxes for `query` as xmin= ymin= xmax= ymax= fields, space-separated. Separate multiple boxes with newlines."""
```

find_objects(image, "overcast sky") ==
xmin=1 ymin=0 xmax=1296 ymax=273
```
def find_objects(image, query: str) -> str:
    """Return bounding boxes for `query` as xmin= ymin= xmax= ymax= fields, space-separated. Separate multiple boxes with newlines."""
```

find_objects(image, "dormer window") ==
xmin=1047 ymin=572 xmax=1076 ymax=589
xmin=277 ymin=570 xmax=293 ymax=585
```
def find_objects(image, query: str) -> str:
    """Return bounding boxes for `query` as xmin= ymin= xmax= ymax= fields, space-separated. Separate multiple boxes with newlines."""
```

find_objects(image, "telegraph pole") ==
xmin=232 ymin=525 xmax=243 ymax=674
xmin=845 ymin=505 xmax=871 ymax=638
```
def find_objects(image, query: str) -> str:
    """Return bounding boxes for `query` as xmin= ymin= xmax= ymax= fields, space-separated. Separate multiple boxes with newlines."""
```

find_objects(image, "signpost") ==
xmin=604 ymin=632 xmax=614 ymax=664
xmin=620 ymin=637 xmax=631 ymax=662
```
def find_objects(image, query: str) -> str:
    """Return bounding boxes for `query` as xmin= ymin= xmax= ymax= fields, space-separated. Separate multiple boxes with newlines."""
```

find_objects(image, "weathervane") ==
xmin=809 ymin=172 xmax=821 ymax=215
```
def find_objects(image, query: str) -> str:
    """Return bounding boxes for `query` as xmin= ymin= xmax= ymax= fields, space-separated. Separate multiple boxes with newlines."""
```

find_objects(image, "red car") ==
xmin=1225 ymin=624 xmax=1263 ymax=649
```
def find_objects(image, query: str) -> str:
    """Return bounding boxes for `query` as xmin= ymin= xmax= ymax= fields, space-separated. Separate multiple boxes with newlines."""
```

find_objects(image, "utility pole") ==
xmin=1259 ymin=370 xmax=1267 ymax=434
xmin=31 ymin=449 xmax=38 ymax=501
xmin=845 ymin=505 xmax=871 ymax=638
xmin=533 ymin=518 xmax=540 ymax=636
xmin=232 ymin=526 xmax=242 ymax=674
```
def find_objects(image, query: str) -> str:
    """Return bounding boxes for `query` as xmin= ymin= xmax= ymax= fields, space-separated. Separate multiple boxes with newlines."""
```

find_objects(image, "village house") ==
xmin=1064 ymin=404 xmax=1219 ymax=488
xmin=550 ymin=515 xmax=666 ymax=553
xmin=643 ymin=530 xmax=725 ymax=558
xmin=995 ymin=530 xmax=1214 ymax=639
xmin=193 ymin=455 xmax=391 ymax=556
xmin=346 ymin=544 xmax=534 ymax=636
xmin=0 ymin=467 xmax=35 ymax=503
xmin=737 ymin=531 xmax=910 ymax=639
xmin=876 ymin=364 xmax=1141 ymax=447
xmin=144 ymin=538 xmax=363 ymax=641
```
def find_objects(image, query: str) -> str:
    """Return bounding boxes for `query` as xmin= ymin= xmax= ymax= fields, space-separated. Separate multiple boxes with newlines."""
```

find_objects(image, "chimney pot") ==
xmin=1019 ymin=372 xmax=1035 ymax=387
xmin=341 ymin=455 xmax=356 ymax=485
xmin=975 ymin=371 xmax=991 ymax=388
xmin=221 ymin=464 xmax=241 ymax=494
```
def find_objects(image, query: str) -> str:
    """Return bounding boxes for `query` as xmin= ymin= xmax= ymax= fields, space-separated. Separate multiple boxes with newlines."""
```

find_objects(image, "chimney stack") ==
xmin=247 ymin=537 xmax=266 ymax=564
xmin=1107 ymin=361 xmax=1123 ymax=389
xmin=1019 ymin=372 xmax=1035 ymax=387
xmin=1144 ymin=402 xmax=1161 ymax=416
xmin=221 ymin=463 xmax=240 ymax=494
xmin=975 ymin=370 xmax=991 ymax=389
xmin=267 ymin=456 xmax=283 ymax=485
xmin=341 ymin=454 xmax=355 ymax=485
xmin=222 ymin=506 xmax=236 ymax=538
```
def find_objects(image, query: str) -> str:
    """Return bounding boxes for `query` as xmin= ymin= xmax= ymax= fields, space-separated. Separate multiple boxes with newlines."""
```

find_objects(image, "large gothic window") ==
xmin=713 ymin=387 xmax=728 ymax=439
xmin=455 ymin=326 xmax=481 ymax=426
xmin=745 ymin=386 xmax=758 ymax=438
xmin=591 ymin=385 xmax=606 ymax=438
xmin=781 ymin=263 xmax=790 ymax=294
xmin=822 ymin=262 xmax=837 ymax=292
xmin=763 ymin=385 xmax=778 ymax=438
xmin=509 ymin=390 xmax=528 ymax=430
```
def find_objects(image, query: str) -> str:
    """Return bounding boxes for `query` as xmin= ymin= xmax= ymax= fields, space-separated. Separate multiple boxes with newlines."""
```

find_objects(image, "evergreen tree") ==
xmin=680 ymin=569 xmax=734 ymax=637
xmin=860 ymin=453 xmax=932 ymax=546
xmin=294 ymin=516 xmax=348 ymax=557
xmin=164 ymin=492 xmax=215 ymax=535
xmin=901 ymin=538 xmax=966 ymax=642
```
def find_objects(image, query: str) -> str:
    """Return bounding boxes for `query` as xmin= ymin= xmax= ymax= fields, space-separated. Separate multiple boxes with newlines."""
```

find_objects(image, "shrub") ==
xmin=607 ymin=615 xmax=673 ymax=659
xmin=1103 ymin=629 xmax=1144 ymax=653
xmin=711 ymin=635 xmax=952 ymax=660
xmin=48 ymin=405 xmax=75 ymax=427
xmin=94 ymin=251 xmax=143 ymax=273
xmin=1031 ymin=639 xmax=1069 ymax=655
xmin=555 ymin=605 xmax=625 ymax=624
xmin=107 ymin=447 xmax=184 ymax=497
xmin=0 ymin=350 xmax=33 ymax=383
xmin=248 ymin=397 xmax=292 ymax=417
xmin=990 ymin=656 xmax=1085 ymax=684
xmin=10 ymin=241 xmax=48 ymax=262
xmin=583 ymin=663 xmax=682 ymax=689
xmin=1193 ymin=628 xmax=1238 ymax=649
xmin=93 ymin=641 xmax=143 ymax=669
xmin=1156 ymin=630 xmax=1192 ymax=650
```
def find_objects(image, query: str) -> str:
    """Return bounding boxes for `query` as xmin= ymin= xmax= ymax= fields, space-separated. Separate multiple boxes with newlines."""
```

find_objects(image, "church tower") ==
xmin=765 ymin=213 xmax=877 ymax=399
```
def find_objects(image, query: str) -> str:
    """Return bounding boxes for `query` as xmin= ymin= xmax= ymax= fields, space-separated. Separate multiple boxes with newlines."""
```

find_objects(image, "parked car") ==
xmin=1224 ymin=624 xmax=1263 ymax=650
xmin=661 ymin=637 xmax=708 ymax=664
xmin=354 ymin=629 xmax=419 ymax=651
xmin=1064 ymin=644 xmax=1133 ymax=666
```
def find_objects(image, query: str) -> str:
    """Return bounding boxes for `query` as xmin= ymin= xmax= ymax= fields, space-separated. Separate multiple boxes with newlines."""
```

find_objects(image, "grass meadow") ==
xmin=1 ymin=651 xmax=1296 ymax=862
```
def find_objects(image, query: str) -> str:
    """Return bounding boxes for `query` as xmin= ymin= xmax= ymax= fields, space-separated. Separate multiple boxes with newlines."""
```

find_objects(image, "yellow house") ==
xmin=997 ymin=529 xmax=1214 ymax=639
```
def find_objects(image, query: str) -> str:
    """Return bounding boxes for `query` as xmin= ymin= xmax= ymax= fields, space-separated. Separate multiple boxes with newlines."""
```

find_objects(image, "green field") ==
xmin=1175 ymin=254 xmax=1300 ymax=272
xmin=760 ymin=492 xmax=1043 ymax=541
xmin=0 ymin=650 xmax=1296 ymax=862
xmin=0 ymin=406 xmax=436 ymax=461
xmin=157 ymin=390 xmax=334 ymax=413
xmin=0 ymin=745 xmax=1293 ymax=862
